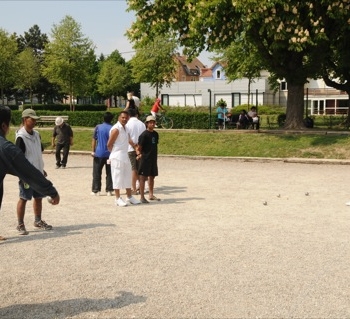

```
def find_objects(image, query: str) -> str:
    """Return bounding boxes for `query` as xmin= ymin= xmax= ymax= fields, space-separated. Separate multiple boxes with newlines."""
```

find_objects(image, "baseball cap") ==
xmin=22 ymin=108 xmax=40 ymax=120
xmin=145 ymin=115 xmax=156 ymax=122
xmin=55 ymin=117 xmax=64 ymax=126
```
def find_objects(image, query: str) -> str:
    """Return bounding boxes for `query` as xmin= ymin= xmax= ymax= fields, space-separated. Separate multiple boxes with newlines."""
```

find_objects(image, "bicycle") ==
xmin=140 ymin=112 xmax=174 ymax=129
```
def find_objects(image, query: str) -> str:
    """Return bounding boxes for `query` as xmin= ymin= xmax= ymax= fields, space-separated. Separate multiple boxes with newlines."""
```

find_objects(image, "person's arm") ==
xmin=4 ymin=141 xmax=60 ymax=204
xmin=15 ymin=136 xmax=26 ymax=153
xmin=91 ymin=138 xmax=96 ymax=157
xmin=124 ymin=100 xmax=130 ymax=111
xmin=69 ymin=126 xmax=73 ymax=146
xmin=52 ymin=128 xmax=56 ymax=147
xmin=107 ymin=128 xmax=119 ymax=152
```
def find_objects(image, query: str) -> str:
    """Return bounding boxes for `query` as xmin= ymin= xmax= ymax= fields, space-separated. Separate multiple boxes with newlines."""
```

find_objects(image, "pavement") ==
xmin=0 ymin=153 xmax=350 ymax=318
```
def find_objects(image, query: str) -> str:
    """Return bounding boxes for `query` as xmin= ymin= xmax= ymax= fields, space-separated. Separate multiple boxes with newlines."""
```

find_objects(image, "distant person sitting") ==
xmin=247 ymin=106 xmax=260 ymax=129
xmin=216 ymin=101 xmax=230 ymax=130
xmin=236 ymin=110 xmax=250 ymax=129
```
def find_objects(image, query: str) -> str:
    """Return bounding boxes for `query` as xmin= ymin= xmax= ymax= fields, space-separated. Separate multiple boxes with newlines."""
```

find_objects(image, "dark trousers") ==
xmin=92 ymin=157 xmax=113 ymax=192
xmin=55 ymin=143 xmax=70 ymax=166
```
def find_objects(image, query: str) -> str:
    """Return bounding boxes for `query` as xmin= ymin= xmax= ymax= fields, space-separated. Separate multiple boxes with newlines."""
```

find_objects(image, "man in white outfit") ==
xmin=107 ymin=111 xmax=141 ymax=207
xmin=125 ymin=109 xmax=146 ymax=194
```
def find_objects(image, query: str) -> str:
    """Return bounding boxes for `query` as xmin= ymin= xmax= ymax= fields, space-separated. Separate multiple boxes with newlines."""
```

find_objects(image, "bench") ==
xmin=37 ymin=116 xmax=69 ymax=127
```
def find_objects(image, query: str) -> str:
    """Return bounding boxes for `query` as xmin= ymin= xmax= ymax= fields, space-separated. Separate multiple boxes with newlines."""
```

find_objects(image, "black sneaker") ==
xmin=34 ymin=220 xmax=53 ymax=230
xmin=17 ymin=224 xmax=29 ymax=235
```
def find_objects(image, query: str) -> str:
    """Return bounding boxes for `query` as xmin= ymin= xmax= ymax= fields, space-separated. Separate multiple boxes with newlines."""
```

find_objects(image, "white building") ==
xmin=141 ymin=62 xmax=348 ymax=115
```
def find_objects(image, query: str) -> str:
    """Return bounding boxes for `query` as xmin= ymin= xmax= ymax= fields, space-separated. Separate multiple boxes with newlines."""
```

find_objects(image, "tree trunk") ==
xmin=284 ymin=83 xmax=305 ymax=129
xmin=247 ymin=79 xmax=251 ymax=109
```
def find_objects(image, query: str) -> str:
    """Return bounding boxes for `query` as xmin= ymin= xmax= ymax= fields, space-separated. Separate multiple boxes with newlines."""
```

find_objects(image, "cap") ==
xmin=145 ymin=115 xmax=156 ymax=123
xmin=22 ymin=108 xmax=40 ymax=120
xmin=55 ymin=117 xmax=64 ymax=126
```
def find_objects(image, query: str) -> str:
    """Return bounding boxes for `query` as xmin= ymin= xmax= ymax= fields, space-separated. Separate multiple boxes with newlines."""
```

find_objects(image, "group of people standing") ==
xmin=91 ymin=106 xmax=160 ymax=206
xmin=0 ymin=96 xmax=159 ymax=240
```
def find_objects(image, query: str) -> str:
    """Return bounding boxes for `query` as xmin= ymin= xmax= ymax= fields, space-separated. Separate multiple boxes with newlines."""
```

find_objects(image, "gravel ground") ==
xmin=0 ymin=154 xmax=350 ymax=319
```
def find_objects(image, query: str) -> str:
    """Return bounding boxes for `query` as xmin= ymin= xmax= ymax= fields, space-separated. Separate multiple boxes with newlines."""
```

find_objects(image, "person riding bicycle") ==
xmin=151 ymin=98 xmax=165 ymax=118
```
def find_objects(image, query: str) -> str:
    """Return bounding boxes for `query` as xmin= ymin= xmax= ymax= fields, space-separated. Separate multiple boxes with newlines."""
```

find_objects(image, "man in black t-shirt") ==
xmin=137 ymin=115 xmax=159 ymax=203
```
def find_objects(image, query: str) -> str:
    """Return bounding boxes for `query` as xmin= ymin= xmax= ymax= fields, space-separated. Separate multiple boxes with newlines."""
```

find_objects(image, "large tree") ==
xmin=129 ymin=34 xmax=178 ymax=97
xmin=319 ymin=8 xmax=350 ymax=122
xmin=0 ymin=29 xmax=18 ymax=105
xmin=42 ymin=15 xmax=95 ymax=110
xmin=97 ymin=58 xmax=130 ymax=107
xmin=127 ymin=0 xmax=348 ymax=129
xmin=16 ymin=24 xmax=60 ymax=103
xmin=16 ymin=48 xmax=40 ymax=105
xmin=217 ymin=38 xmax=265 ymax=108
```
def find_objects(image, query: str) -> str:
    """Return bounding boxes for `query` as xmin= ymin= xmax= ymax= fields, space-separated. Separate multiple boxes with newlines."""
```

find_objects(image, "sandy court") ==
xmin=0 ymin=153 xmax=350 ymax=318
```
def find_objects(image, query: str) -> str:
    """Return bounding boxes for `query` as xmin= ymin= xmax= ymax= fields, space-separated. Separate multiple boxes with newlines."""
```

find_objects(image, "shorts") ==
xmin=128 ymin=151 xmax=139 ymax=171
xmin=19 ymin=180 xmax=44 ymax=201
xmin=138 ymin=157 xmax=158 ymax=177
xmin=110 ymin=158 xmax=132 ymax=189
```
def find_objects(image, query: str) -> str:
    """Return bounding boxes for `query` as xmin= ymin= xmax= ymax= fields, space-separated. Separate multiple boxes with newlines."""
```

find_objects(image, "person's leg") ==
xmin=17 ymin=198 xmax=27 ymax=225
xmin=33 ymin=196 xmax=52 ymax=229
xmin=128 ymin=152 xmax=138 ymax=192
xmin=104 ymin=158 xmax=113 ymax=193
xmin=61 ymin=143 xmax=70 ymax=167
xmin=33 ymin=197 xmax=42 ymax=222
xmin=148 ymin=176 xmax=155 ymax=198
xmin=139 ymin=175 xmax=148 ymax=202
xmin=92 ymin=157 xmax=102 ymax=193
xmin=55 ymin=144 xmax=62 ymax=167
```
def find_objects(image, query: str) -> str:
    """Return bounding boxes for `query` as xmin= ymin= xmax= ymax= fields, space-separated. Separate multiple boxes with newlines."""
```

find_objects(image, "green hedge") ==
xmin=11 ymin=104 xmax=345 ymax=130
xmin=11 ymin=110 xmax=113 ymax=127
xmin=23 ymin=104 xmax=107 ymax=111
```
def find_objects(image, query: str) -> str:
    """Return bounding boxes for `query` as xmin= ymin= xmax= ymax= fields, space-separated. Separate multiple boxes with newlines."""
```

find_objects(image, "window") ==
xmin=280 ymin=81 xmax=287 ymax=91
xmin=216 ymin=70 xmax=221 ymax=79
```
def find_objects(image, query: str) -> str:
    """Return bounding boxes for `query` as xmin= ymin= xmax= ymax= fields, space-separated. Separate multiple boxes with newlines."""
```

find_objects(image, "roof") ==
xmin=175 ymin=55 xmax=206 ymax=76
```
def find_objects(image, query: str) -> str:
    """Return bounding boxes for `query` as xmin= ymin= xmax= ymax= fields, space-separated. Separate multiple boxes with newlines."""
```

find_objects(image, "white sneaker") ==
xmin=91 ymin=192 xmax=100 ymax=196
xmin=126 ymin=196 xmax=141 ymax=205
xmin=106 ymin=191 xmax=113 ymax=196
xmin=115 ymin=197 xmax=127 ymax=207
xmin=346 ymin=201 xmax=350 ymax=206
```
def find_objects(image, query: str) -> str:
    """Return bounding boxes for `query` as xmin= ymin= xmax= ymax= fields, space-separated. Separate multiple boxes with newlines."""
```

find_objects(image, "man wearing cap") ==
xmin=0 ymin=106 xmax=60 ymax=240
xmin=52 ymin=116 xmax=73 ymax=169
xmin=15 ymin=109 xmax=54 ymax=234
xmin=137 ymin=115 xmax=160 ymax=203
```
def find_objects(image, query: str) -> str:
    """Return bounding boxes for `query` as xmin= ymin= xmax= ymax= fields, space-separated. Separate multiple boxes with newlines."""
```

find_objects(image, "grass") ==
xmin=7 ymin=126 xmax=350 ymax=160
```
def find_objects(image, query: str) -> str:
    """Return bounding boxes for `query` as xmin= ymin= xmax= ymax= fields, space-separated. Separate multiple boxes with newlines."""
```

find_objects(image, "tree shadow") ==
xmin=276 ymin=133 xmax=349 ymax=146
xmin=0 ymin=291 xmax=146 ymax=319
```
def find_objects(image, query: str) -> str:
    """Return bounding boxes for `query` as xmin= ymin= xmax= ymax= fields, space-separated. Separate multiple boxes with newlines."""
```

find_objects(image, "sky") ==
xmin=0 ymin=0 xmax=212 ymax=66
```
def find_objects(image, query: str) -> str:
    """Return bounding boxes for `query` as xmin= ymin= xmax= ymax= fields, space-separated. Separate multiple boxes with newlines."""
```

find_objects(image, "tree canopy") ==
xmin=41 ymin=15 xmax=95 ymax=110
xmin=130 ymin=34 xmax=178 ymax=97
xmin=0 ymin=29 xmax=18 ymax=105
xmin=127 ymin=0 xmax=350 ymax=129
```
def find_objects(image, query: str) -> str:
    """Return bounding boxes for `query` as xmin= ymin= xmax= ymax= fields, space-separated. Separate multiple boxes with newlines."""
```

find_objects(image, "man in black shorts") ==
xmin=137 ymin=115 xmax=160 ymax=203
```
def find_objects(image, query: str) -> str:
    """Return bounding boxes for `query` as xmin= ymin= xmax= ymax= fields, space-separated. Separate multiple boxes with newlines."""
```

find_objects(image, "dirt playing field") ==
xmin=0 ymin=153 xmax=350 ymax=318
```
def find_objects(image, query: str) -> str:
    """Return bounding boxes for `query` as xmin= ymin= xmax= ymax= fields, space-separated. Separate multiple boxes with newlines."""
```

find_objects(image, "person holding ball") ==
xmin=0 ymin=106 xmax=60 ymax=240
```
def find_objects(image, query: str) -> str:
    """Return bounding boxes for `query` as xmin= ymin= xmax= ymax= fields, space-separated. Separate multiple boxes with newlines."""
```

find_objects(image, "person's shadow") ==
xmin=0 ymin=291 xmax=146 ymax=319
